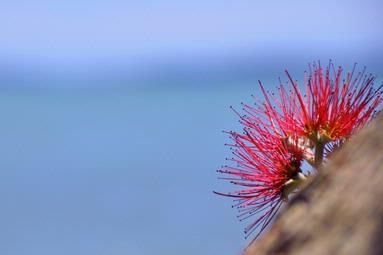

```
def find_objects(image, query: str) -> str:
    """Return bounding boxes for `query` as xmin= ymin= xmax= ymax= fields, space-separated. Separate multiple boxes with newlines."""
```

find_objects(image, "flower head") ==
xmin=215 ymin=95 xmax=306 ymax=239
xmin=216 ymin=61 xmax=382 ymax=240
xmin=284 ymin=62 xmax=383 ymax=144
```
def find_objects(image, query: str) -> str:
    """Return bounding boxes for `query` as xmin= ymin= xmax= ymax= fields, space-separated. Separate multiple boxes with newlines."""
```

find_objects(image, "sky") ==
xmin=0 ymin=1 xmax=382 ymax=255
xmin=0 ymin=0 xmax=382 ymax=75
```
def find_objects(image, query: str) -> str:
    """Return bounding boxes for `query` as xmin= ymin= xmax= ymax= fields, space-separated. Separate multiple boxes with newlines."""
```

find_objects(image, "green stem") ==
xmin=314 ymin=142 xmax=324 ymax=169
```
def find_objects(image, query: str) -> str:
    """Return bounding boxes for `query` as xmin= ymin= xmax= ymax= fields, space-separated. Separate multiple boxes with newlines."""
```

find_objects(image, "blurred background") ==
xmin=0 ymin=1 xmax=382 ymax=254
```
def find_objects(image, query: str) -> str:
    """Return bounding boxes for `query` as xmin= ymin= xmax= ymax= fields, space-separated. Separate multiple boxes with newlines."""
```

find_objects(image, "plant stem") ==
xmin=282 ymin=172 xmax=307 ymax=201
xmin=314 ymin=142 xmax=324 ymax=169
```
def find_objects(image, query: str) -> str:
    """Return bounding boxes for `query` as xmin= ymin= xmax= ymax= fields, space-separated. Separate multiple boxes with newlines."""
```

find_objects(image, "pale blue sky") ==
xmin=1 ymin=0 xmax=382 ymax=70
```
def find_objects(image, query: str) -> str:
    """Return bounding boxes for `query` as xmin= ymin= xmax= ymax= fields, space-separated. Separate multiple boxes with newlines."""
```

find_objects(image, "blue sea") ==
xmin=0 ymin=85 xmax=262 ymax=255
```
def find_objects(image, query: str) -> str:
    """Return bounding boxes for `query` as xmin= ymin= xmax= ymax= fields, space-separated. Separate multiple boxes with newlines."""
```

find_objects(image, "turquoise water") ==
xmin=0 ymin=86 xmax=262 ymax=255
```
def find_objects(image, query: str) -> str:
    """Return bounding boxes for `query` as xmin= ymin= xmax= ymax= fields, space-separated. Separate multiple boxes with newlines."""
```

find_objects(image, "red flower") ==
xmin=284 ymin=62 xmax=383 ymax=144
xmin=215 ymin=96 xmax=306 ymax=239
xmin=216 ymin=61 xmax=382 ymax=240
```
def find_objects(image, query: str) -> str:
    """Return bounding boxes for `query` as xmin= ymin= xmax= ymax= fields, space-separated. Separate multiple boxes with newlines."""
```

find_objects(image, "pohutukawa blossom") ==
xmin=216 ymin=61 xmax=383 ymax=241
xmin=215 ymin=97 xmax=307 ymax=239
xmin=282 ymin=62 xmax=383 ymax=162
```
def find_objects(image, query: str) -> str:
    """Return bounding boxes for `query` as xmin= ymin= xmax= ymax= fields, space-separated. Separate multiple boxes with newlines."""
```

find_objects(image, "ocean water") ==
xmin=1 ymin=69 xmax=382 ymax=255
xmin=0 ymin=85 xmax=262 ymax=255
